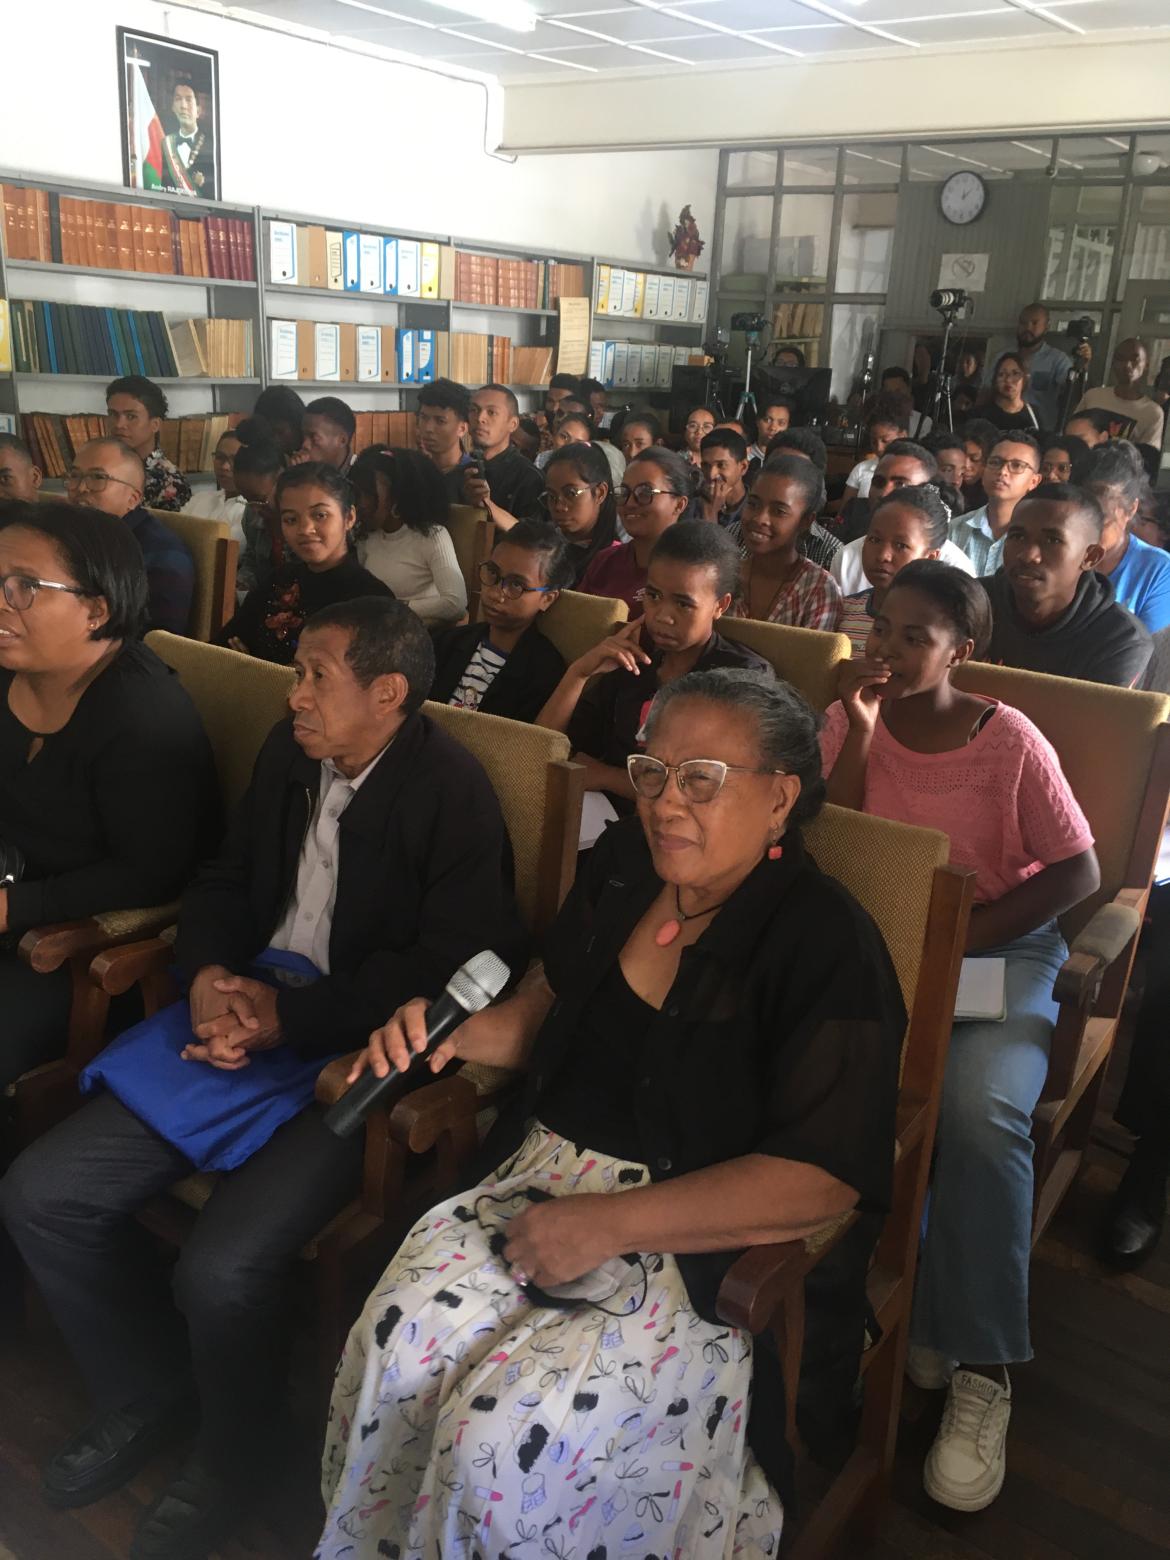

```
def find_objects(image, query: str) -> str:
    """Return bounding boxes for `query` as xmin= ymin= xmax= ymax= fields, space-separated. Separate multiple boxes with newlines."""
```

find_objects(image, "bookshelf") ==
xmin=0 ymin=168 xmax=716 ymax=465
xmin=590 ymin=257 xmax=709 ymax=406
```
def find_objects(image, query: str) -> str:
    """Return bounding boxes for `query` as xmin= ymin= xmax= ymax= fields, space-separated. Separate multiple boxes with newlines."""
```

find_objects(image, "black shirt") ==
xmin=482 ymin=445 xmax=544 ymax=522
xmin=216 ymin=552 xmax=393 ymax=665
xmin=474 ymin=816 xmax=905 ymax=1502
xmin=430 ymin=622 xmax=566 ymax=724
xmin=981 ymin=568 xmax=1152 ymax=688
xmin=0 ymin=642 xmax=218 ymax=933
xmin=566 ymin=630 xmax=774 ymax=795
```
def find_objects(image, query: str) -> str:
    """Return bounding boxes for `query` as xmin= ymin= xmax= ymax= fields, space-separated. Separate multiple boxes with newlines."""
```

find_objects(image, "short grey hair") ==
xmin=644 ymin=667 xmax=825 ymax=825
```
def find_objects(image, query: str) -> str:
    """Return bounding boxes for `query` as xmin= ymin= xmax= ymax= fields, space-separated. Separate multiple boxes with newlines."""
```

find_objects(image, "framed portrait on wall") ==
xmin=117 ymin=27 xmax=221 ymax=202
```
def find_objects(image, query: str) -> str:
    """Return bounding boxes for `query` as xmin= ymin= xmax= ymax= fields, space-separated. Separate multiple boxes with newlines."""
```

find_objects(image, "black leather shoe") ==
xmin=130 ymin=1455 xmax=244 ymax=1560
xmin=42 ymin=1405 xmax=194 ymax=1510
xmin=1101 ymin=1143 xmax=1168 ymax=1271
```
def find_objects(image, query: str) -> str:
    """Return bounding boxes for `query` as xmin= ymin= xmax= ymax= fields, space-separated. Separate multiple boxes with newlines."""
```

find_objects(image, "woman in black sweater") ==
xmin=0 ymin=502 xmax=217 ymax=1089
xmin=217 ymin=463 xmax=392 ymax=664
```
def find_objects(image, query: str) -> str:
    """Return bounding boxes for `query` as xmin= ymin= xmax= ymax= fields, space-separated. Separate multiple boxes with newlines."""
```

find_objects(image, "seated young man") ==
xmin=0 ymin=432 xmax=44 ymax=504
xmin=948 ymin=432 xmax=1043 ymax=576
xmin=1 ymin=597 xmax=527 ymax=1560
xmin=692 ymin=426 xmax=750 ymax=528
xmin=537 ymin=521 xmax=770 ymax=810
xmin=298 ymin=396 xmax=356 ymax=473
xmin=981 ymin=483 xmax=1153 ymax=687
xmin=430 ymin=519 xmax=573 ymax=722
xmin=416 ymin=377 xmax=471 ymax=502
xmin=463 ymin=383 xmax=545 ymax=530
xmin=750 ymin=395 xmax=795 ymax=462
xmin=65 ymin=438 xmax=194 ymax=635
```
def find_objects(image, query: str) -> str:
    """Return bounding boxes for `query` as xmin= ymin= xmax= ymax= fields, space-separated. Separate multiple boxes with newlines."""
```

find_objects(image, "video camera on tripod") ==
xmin=926 ymin=289 xmax=973 ymax=432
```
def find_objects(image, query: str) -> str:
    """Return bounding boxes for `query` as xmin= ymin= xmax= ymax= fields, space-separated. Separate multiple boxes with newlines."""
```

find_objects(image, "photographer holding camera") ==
xmin=981 ymin=301 xmax=1090 ymax=432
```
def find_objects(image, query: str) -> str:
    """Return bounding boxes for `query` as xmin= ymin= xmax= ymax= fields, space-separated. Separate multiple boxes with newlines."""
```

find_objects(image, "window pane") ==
xmin=719 ymin=195 xmax=773 ymax=290
xmin=1123 ymin=186 xmax=1170 ymax=296
xmin=841 ymin=145 xmax=903 ymax=185
xmin=1045 ymin=185 xmax=1122 ymax=302
xmin=770 ymin=299 xmax=825 ymax=365
xmin=1054 ymin=136 xmax=1130 ymax=177
xmin=829 ymin=303 xmax=882 ymax=401
xmin=907 ymin=140 xmax=1048 ymax=181
xmin=775 ymin=194 xmax=832 ymax=290
xmin=782 ymin=147 xmax=838 ymax=187
xmin=727 ymin=150 xmax=776 ymax=189
xmin=836 ymin=192 xmax=897 ymax=294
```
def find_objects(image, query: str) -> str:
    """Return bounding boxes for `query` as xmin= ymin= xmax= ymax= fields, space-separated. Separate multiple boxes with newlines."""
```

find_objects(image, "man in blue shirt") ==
xmin=982 ymin=303 xmax=1080 ymax=432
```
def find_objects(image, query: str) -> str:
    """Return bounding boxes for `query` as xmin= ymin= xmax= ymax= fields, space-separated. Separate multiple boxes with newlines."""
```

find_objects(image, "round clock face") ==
xmin=940 ymin=170 xmax=987 ymax=225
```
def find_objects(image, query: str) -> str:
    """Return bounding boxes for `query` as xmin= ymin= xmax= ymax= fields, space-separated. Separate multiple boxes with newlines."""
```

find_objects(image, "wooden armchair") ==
xmin=446 ymin=503 xmax=495 ymax=623
xmin=953 ymin=660 xmax=1170 ymax=1237
xmin=352 ymin=806 xmax=972 ymax=1554
xmin=149 ymin=507 xmax=238 ymax=640
xmin=720 ymin=617 xmax=853 ymax=712
xmin=5 ymin=638 xmax=296 ymax=1146
xmin=91 ymin=702 xmax=585 ymax=1390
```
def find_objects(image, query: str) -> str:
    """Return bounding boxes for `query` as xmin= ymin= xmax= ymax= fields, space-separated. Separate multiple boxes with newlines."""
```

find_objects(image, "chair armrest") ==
xmin=89 ymin=934 xmax=177 ymax=996
xmin=717 ymin=1241 xmax=811 ymax=1334
xmin=19 ymin=903 xmax=180 ymax=975
xmin=316 ymin=1052 xmax=362 ymax=1106
xmin=1055 ymin=890 xmax=1144 ymax=1007
xmin=388 ymin=1074 xmax=482 ymax=1155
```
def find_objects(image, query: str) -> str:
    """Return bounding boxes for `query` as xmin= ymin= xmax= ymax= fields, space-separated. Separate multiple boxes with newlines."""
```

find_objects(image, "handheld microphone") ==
xmin=323 ymin=950 xmax=511 ymax=1139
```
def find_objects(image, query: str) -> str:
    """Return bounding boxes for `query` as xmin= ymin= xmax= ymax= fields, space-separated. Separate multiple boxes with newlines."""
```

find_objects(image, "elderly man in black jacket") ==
xmin=2 ymin=596 xmax=527 ymax=1560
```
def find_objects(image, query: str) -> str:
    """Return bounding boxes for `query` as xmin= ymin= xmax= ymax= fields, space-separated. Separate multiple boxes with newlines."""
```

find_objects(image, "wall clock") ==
xmin=939 ymin=169 xmax=987 ymax=226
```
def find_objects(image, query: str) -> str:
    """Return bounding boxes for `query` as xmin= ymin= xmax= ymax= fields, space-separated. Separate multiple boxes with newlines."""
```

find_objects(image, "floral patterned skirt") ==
xmin=317 ymin=1124 xmax=783 ymax=1559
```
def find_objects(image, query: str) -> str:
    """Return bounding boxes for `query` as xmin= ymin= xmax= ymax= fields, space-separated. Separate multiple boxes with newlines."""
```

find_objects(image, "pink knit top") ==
xmin=820 ymin=700 xmax=1094 ymax=905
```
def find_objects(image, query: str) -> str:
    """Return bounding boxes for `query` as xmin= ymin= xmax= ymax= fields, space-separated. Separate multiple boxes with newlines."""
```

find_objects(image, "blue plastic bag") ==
xmin=80 ymin=949 xmax=342 ymax=1172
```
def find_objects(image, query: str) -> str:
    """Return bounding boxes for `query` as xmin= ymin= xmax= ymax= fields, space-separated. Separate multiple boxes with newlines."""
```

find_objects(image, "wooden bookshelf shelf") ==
xmin=450 ymin=302 xmax=559 ymax=319
xmin=265 ymin=284 xmax=447 ymax=308
xmin=7 ymin=259 xmax=255 ymax=289
xmin=286 ymin=379 xmax=416 ymax=391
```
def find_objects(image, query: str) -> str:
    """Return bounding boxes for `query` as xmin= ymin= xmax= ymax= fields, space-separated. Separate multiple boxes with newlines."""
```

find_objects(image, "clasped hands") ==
xmin=181 ymin=964 xmax=282 ymax=1070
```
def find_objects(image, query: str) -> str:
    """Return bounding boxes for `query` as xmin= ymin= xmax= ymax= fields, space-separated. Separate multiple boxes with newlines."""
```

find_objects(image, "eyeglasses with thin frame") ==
xmin=65 ymin=469 xmax=140 ymax=495
xmin=1040 ymin=459 xmax=1072 ymax=480
xmin=616 ymin=482 xmax=680 ymax=507
xmin=539 ymin=484 xmax=596 ymax=510
xmin=627 ymin=753 xmax=787 ymax=804
xmin=477 ymin=562 xmax=553 ymax=601
xmin=984 ymin=455 xmax=1038 ymax=477
xmin=0 ymin=572 xmax=88 ymax=612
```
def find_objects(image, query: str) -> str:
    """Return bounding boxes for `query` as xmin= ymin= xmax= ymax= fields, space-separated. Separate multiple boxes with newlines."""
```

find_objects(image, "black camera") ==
xmin=930 ymin=289 xmax=970 ymax=315
xmin=1066 ymin=316 xmax=1095 ymax=344
xmin=730 ymin=312 xmax=768 ymax=334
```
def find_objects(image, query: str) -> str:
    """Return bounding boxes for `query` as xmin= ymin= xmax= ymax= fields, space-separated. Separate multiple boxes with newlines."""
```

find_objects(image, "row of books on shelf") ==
xmin=771 ymin=301 xmax=826 ymax=339
xmin=269 ymin=318 xmax=553 ymax=388
xmin=1 ymin=184 xmax=255 ymax=280
xmin=588 ymin=340 xmax=703 ymax=391
xmin=3 ymin=300 xmax=254 ymax=379
xmin=268 ymin=221 xmax=585 ymax=308
xmin=594 ymin=266 xmax=707 ymax=324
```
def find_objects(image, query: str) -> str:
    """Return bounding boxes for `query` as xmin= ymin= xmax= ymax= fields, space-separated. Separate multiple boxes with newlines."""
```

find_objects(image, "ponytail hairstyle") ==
xmin=232 ymin=415 xmax=287 ymax=480
xmin=885 ymin=558 xmax=992 ymax=658
xmin=544 ymin=441 xmax=618 ymax=581
xmin=871 ymin=482 xmax=951 ymax=550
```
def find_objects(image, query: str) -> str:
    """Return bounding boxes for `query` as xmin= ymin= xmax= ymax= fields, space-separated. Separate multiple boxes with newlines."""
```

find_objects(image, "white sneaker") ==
xmin=924 ymin=1368 xmax=1011 ymax=1512
xmin=906 ymin=1343 xmax=957 ymax=1391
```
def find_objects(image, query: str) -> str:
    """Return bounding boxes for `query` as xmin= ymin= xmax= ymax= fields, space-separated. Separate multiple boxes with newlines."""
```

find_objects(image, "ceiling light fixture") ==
xmin=786 ymin=0 xmax=918 ymax=47
xmin=426 ymin=0 xmax=539 ymax=33
xmin=999 ymin=0 xmax=1084 ymax=36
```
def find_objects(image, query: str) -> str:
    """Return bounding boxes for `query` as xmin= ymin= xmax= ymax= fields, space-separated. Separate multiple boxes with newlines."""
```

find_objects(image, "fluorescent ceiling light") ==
xmin=426 ymin=0 xmax=539 ymax=32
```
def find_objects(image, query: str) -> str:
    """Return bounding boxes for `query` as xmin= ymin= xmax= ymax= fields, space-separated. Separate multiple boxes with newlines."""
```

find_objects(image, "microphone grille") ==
xmin=445 ymin=950 xmax=511 ymax=1014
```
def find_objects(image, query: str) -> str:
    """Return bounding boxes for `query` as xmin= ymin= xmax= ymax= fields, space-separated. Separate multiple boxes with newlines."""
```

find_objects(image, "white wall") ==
xmin=0 ymin=0 xmax=716 ymax=269
xmin=503 ymin=34 xmax=1170 ymax=152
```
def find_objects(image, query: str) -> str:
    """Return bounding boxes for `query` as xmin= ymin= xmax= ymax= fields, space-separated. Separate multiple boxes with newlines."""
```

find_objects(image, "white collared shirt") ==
xmin=269 ymin=746 xmax=389 ymax=973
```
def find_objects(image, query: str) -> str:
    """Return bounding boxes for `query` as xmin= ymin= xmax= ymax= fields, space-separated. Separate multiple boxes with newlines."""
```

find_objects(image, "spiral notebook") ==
xmin=954 ymin=957 xmax=1007 ymax=1022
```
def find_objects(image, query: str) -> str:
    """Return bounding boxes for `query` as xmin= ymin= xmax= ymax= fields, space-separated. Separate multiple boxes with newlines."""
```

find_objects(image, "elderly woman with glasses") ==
xmin=0 ymin=502 xmax=217 ymax=1093
xmin=315 ymin=667 xmax=905 ymax=1560
xmin=430 ymin=520 xmax=575 ymax=722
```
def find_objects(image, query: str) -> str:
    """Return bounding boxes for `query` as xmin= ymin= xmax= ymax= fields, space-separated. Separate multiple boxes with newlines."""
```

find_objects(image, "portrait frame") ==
xmin=117 ymin=27 xmax=222 ymax=203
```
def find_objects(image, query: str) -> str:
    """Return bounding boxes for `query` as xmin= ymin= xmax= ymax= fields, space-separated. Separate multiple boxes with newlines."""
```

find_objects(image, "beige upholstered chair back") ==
xmin=445 ymin=505 xmax=495 ymax=622
xmin=954 ymin=662 xmax=1170 ymax=939
xmin=148 ymin=508 xmax=237 ymax=640
xmin=719 ymin=618 xmax=851 ymax=713
xmin=536 ymin=590 xmax=628 ymax=667
xmin=804 ymin=803 xmax=950 ymax=1021
xmin=145 ymin=632 xmax=295 ymax=813
xmin=423 ymin=702 xmax=579 ymax=937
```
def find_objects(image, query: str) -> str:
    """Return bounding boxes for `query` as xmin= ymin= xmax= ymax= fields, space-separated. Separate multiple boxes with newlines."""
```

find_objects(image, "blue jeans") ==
xmin=911 ymin=921 xmax=1067 ymax=1365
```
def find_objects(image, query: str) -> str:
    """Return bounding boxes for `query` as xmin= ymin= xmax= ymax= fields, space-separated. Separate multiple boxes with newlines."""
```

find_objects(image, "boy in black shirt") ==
xmin=463 ymin=384 xmax=544 ymax=531
xmin=417 ymin=378 xmax=471 ymax=503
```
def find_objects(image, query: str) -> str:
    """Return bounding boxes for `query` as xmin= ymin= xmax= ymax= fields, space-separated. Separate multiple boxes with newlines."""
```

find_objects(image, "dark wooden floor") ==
xmin=1 ymin=1131 xmax=1166 ymax=1558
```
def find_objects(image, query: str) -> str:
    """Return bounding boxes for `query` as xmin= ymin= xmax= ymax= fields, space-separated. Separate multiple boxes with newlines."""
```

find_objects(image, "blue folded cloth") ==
xmin=80 ymin=949 xmax=342 ymax=1171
